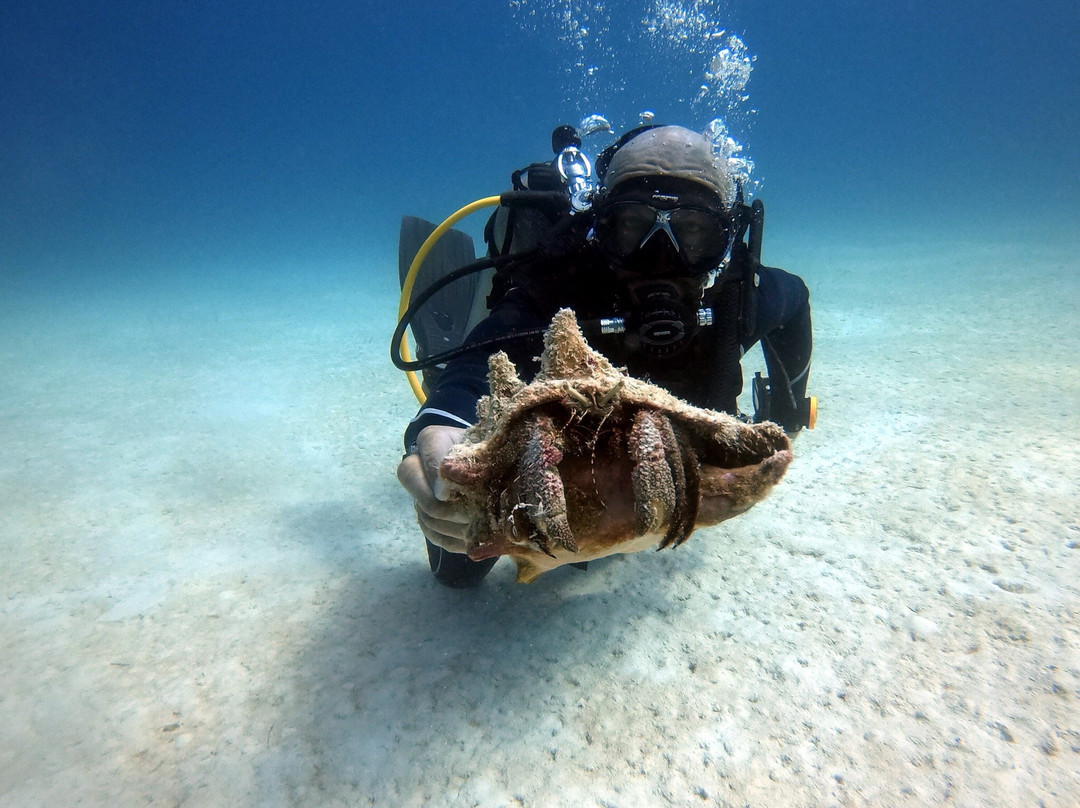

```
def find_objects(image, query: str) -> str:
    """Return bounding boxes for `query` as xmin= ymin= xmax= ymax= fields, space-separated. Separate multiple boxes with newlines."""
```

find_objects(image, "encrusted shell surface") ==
xmin=441 ymin=309 xmax=793 ymax=582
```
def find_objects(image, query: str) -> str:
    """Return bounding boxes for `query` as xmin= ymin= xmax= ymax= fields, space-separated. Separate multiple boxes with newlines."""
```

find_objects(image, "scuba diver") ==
xmin=395 ymin=124 xmax=813 ymax=588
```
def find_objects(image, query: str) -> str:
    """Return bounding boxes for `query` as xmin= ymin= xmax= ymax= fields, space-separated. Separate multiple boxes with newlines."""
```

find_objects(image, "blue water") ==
xmin=3 ymin=4 xmax=1080 ymax=804
xmin=2 ymin=0 xmax=1078 ymax=284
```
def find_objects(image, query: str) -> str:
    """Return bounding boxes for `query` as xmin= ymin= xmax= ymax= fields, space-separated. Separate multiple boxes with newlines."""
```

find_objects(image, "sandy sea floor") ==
xmin=1 ymin=239 xmax=1078 ymax=807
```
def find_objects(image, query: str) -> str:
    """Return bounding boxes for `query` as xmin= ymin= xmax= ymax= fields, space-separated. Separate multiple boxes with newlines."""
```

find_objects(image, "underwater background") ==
xmin=3 ymin=0 xmax=1078 ymax=285
xmin=2 ymin=2 xmax=1079 ymax=806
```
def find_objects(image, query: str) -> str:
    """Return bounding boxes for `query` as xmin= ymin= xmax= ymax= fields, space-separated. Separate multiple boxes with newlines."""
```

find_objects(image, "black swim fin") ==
xmin=398 ymin=216 xmax=478 ymax=392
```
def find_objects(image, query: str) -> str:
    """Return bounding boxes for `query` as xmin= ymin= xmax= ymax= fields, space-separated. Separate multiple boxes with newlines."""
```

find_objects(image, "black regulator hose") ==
xmin=390 ymin=249 xmax=545 ymax=372
xmin=391 ymin=324 xmax=551 ymax=373
xmin=392 ymin=189 xmax=586 ymax=376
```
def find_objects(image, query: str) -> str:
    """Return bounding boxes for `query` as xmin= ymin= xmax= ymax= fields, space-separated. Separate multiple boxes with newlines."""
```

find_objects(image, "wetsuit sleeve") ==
xmin=744 ymin=264 xmax=813 ymax=431
xmin=402 ymin=289 xmax=547 ymax=452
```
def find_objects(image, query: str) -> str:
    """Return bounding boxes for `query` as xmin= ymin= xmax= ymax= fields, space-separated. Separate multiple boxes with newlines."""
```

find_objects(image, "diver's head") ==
xmin=599 ymin=124 xmax=735 ymax=206
xmin=594 ymin=125 xmax=734 ymax=277
xmin=594 ymin=176 xmax=732 ymax=277
xmin=591 ymin=126 xmax=735 ymax=352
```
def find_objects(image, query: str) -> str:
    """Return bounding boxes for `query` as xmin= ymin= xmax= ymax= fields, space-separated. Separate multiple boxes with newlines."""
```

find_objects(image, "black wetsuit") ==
xmin=403 ymin=242 xmax=812 ymax=450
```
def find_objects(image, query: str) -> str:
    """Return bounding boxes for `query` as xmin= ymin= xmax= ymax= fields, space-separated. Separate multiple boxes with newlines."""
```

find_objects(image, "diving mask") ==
xmin=594 ymin=196 xmax=732 ymax=275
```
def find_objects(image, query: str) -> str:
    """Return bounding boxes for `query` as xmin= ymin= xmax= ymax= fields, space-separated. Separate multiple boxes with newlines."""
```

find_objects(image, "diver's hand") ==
xmin=396 ymin=425 xmax=470 ymax=554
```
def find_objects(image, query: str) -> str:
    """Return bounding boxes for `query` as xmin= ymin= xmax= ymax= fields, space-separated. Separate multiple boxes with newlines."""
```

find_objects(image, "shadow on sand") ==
xmin=259 ymin=491 xmax=708 ymax=801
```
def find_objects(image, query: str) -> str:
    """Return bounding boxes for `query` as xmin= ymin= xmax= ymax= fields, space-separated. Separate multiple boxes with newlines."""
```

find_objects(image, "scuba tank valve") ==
xmin=551 ymin=123 xmax=595 ymax=212
xmin=557 ymin=146 xmax=595 ymax=212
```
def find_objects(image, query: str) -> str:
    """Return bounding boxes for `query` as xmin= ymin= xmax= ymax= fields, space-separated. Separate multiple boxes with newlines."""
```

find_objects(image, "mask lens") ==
xmin=669 ymin=207 xmax=730 ymax=267
xmin=597 ymin=201 xmax=730 ymax=272
xmin=596 ymin=202 xmax=657 ymax=258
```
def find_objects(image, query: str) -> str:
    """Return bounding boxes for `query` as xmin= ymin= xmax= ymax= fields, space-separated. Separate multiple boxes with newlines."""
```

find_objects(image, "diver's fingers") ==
xmin=416 ymin=504 xmax=470 ymax=543
xmin=397 ymin=453 xmax=469 ymax=523
xmin=431 ymin=474 xmax=454 ymax=503
xmin=415 ymin=425 xmax=467 ymax=499
xmin=396 ymin=453 xmax=437 ymax=506
xmin=416 ymin=507 xmax=470 ymax=554
xmin=414 ymin=485 xmax=470 ymax=525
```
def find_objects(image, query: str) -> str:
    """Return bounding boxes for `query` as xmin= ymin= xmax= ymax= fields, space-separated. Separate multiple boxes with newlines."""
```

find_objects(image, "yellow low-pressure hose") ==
xmin=398 ymin=196 xmax=503 ymax=403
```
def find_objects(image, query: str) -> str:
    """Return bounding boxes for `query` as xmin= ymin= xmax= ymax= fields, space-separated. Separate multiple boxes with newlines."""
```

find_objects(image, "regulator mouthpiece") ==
xmin=598 ymin=307 xmax=714 ymax=346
